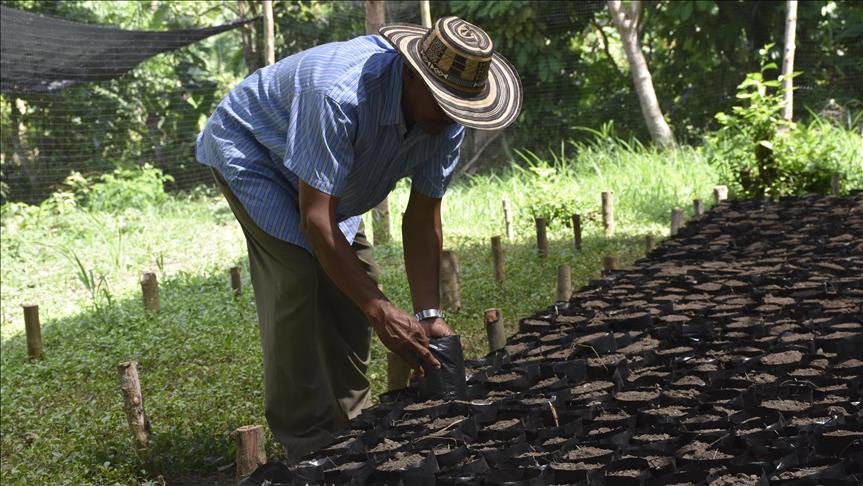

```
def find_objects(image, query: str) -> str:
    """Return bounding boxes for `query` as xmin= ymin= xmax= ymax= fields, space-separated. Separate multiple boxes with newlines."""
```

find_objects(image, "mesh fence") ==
xmin=1 ymin=0 xmax=860 ymax=204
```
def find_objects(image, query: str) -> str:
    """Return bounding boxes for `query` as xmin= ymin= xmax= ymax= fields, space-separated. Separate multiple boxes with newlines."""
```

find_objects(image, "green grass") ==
xmin=1 ymin=141 xmax=720 ymax=484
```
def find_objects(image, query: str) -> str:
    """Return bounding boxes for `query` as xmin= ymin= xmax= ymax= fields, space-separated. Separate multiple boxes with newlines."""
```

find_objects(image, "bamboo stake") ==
xmin=713 ymin=185 xmax=728 ymax=204
xmin=491 ymin=236 xmax=505 ymax=285
xmin=671 ymin=207 xmax=684 ymax=236
xmin=141 ymin=272 xmax=160 ymax=313
xmin=603 ymin=256 xmax=618 ymax=272
xmin=556 ymin=265 xmax=572 ymax=302
xmin=693 ymin=199 xmax=704 ymax=217
xmin=645 ymin=234 xmax=656 ymax=253
xmin=535 ymin=217 xmax=548 ymax=258
xmin=572 ymin=213 xmax=582 ymax=251
xmin=484 ymin=308 xmax=505 ymax=353
xmin=440 ymin=250 xmax=461 ymax=312
xmin=118 ymin=361 xmax=151 ymax=454
xmin=502 ymin=198 xmax=514 ymax=242
xmin=233 ymin=425 xmax=267 ymax=481
xmin=229 ymin=266 xmax=242 ymax=298
xmin=22 ymin=305 xmax=43 ymax=360
xmin=372 ymin=198 xmax=391 ymax=245
xmin=602 ymin=191 xmax=615 ymax=238
xmin=386 ymin=352 xmax=411 ymax=391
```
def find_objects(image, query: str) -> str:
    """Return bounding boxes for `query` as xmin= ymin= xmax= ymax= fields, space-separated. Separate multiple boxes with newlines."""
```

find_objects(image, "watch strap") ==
xmin=415 ymin=308 xmax=444 ymax=321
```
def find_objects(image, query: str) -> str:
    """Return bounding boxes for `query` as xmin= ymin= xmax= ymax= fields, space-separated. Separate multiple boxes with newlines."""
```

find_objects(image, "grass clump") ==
xmin=1 ymin=137 xmax=719 ymax=484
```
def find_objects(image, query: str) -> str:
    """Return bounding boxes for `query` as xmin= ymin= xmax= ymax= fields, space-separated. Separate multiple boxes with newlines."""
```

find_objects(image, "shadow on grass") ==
xmin=0 ymin=258 xmax=277 ymax=484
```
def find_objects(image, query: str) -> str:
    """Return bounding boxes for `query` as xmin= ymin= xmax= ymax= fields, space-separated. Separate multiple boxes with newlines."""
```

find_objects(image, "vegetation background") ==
xmin=0 ymin=1 xmax=861 ymax=484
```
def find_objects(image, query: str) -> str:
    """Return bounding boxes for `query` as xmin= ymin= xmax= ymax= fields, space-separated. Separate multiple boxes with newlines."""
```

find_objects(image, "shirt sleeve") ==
xmin=283 ymin=92 xmax=356 ymax=197
xmin=411 ymin=124 xmax=466 ymax=198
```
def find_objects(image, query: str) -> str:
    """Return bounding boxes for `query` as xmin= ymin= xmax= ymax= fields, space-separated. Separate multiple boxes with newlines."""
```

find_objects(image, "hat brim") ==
xmin=380 ymin=23 xmax=523 ymax=131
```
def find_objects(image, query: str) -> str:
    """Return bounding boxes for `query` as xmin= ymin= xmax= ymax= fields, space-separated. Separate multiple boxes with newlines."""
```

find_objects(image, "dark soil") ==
xmin=708 ymin=473 xmax=760 ymax=486
xmin=678 ymin=441 xmax=732 ymax=460
xmin=563 ymin=447 xmax=613 ymax=460
xmin=376 ymin=453 xmax=424 ymax=471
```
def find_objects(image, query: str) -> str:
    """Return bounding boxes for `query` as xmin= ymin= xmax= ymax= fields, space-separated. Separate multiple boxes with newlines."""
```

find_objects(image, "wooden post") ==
xmin=491 ymin=236 xmax=505 ymax=285
xmin=262 ymin=0 xmax=275 ymax=66
xmin=535 ymin=217 xmax=548 ymax=258
xmin=603 ymin=256 xmax=618 ymax=272
xmin=713 ymin=185 xmax=728 ymax=204
xmin=484 ymin=308 xmax=505 ymax=353
xmin=420 ymin=0 xmax=432 ymax=28
xmin=556 ymin=264 xmax=572 ymax=302
xmin=234 ymin=425 xmax=267 ymax=481
xmin=645 ymin=234 xmax=656 ymax=253
xmin=387 ymin=352 xmax=411 ymax=391
xmin=440 ymin=250 xmax=461 ymax=312
xmin=602 ymin=191 xmax=615 ymax=238
xmin=22 ymin=305 xmax=43 ymax=360
xmin=141 ymin=272 xmax=160 ymax=313
xmin=572 ymin=213 xmax=582 ymax=251
xmin=365 ymin=0 xmax=386 ymax=34
xmin=831 ymin=174 xmax=840 ymax=196
xmin=118 ymin=361 xmax=151 ymax=454
xmin=502 ymin=198 xmax=514 ymax=242
xmin=372 ymin=199 xmax=391 ymax=245
xmin=671 ymin=207 xmax=684 ymax=236
xmin=693 ymin=199 xmax=704 ymax=217
xmin=229 ymin=266 xmax=242 ymax=298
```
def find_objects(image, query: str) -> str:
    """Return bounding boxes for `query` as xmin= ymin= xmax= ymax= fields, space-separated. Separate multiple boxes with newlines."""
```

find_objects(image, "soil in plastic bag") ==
xmin=418 ymin=335 xmax=468 ymax=400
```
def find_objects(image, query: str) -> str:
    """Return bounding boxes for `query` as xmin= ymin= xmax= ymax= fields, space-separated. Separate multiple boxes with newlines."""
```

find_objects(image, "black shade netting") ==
xmin=0 ymin=5 xmax=253 ymax=95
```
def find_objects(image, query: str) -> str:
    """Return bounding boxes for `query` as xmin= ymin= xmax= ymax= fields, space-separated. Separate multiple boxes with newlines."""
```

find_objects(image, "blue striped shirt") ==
xmin=195 ymin=34 xmax=465 ymax=252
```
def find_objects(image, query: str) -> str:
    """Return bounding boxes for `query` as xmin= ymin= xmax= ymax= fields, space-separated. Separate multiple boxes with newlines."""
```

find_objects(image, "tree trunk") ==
xmin=145 ymin=112 xmax=168 ymax=170
xmin=420 ymin=0 xmax=432 ymax=28
xmin=365 ymin=0 xmax=386 ymax=34
xmin=9 ymin=98 xmax=36 ymax=191
xmin=262 ymin=0 xmax=275 ymax=66
xmin=781 ymin=0 xmax=798 ymax=122
xmin=607 ymin=0 xmax=674 ymax=148
xmin=238 ymin=1 xmax=262 ymax=74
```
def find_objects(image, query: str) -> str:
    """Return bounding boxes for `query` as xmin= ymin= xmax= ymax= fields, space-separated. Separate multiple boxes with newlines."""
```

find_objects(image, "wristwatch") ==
xmin=415 ymin=308 xmax=444 ymax=321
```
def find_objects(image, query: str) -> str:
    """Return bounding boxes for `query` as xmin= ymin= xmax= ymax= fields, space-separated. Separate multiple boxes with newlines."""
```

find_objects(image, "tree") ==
xmin=781 ymin=0 xmax=798 ymax=122
xmin=607 ymin=0 xmax=674 ymax=148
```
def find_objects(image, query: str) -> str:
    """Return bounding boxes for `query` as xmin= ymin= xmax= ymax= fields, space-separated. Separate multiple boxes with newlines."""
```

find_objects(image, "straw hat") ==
xmin=380 ymin=16 xmax=523 ymax=131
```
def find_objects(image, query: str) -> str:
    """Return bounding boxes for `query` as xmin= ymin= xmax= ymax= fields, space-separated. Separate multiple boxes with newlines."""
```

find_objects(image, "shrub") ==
xmin=705 ymin=45 xmax=863 ymax=198
xmin=70 ymin=164 xmax=174 ymax=212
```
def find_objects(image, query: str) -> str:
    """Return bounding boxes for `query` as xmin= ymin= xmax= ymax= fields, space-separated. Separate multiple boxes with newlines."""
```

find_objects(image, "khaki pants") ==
xmin=212 ymin=170 xmax=378 ymax=461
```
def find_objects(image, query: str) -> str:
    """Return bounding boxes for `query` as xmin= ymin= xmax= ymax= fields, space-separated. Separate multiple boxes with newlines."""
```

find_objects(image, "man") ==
xmin=195 ymin=16 xmax=521 ymax=460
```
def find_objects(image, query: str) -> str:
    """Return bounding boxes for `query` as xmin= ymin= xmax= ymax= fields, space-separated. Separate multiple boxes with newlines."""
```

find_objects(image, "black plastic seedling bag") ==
xmin=418 ymin=335 xmax=468 ymax=400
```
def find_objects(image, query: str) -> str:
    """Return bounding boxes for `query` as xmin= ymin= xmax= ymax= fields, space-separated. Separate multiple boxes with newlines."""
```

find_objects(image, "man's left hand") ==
xmin=419 ymin=317 xmax=455 ymax=338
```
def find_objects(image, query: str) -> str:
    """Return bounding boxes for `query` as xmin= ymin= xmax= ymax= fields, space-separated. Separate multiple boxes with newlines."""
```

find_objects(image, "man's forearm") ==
xmin=402 ymin=196 xmax=443 ymax=313
xmin=301 ymin=212 xmax=387 ymax=321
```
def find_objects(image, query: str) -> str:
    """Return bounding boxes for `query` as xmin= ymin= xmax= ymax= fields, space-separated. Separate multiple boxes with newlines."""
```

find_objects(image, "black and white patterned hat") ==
xmin=380 ymin=16 xmax=523 ymax=131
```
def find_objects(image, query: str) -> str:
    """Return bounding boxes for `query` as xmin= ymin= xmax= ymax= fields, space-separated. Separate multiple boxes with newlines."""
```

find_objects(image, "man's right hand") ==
xmin=367 ymin=301 xmax=441 ymax=377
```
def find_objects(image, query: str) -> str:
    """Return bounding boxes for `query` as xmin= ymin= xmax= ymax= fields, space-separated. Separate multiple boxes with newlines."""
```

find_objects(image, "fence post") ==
xmin=535 ymin=217 xmax=548 ymax=258
xmin=572 ymin=213 xmax=582 ymax=251
xmin=671 ymin=207 xmax=684 ymax=236
xmin=141 ymin=272 xmax=160 ymax=313
xmin=602 ymin=191 xmax=615 ymax=238
xmin=233 ymin=425 xmax=267 ymax=481
xmin=645 ymin=234 xmax=656 ymax=253
xmin=22 ymin=305 xmax=44 ymax=360
xmin=484 ymin=308 xmax=506 ymax=353
xmin=440 ymin=250 xmax=461 ymax=312
xmin=372 ymin=198 xmax=391 ymax=245
xmin=556 ymin=265 xmax=572 ymax=302
xmin=693 ymin=199 xmax=704 ymax=217
xmin=491 ymin=236 xmax=505 ymax=285
xmin=713 ymin=185 xmax=728 ymax=204
xmin=118 ymin=361 xmax=151 ymax=454
xmin=831 ymin=174 xmax=840 ymax=196
xmin=502 ymin=198 xmax=514 ymax=242
xmin=229 ymin=266 xmax=242 ymax=298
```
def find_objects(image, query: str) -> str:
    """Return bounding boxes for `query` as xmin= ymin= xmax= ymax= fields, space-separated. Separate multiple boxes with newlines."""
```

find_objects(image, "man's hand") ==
xmin=419 ymin=317 xmax=455 ymax=338
xmin=367 ymin=301 xmax=441 ymax=377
